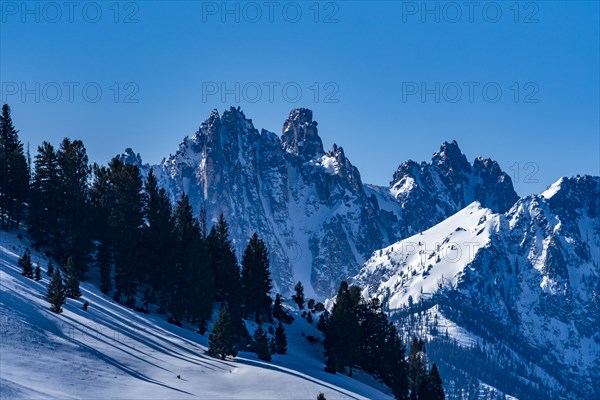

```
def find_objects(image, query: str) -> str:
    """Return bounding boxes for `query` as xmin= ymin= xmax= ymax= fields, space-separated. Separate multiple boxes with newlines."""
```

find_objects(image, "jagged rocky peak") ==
xmin=281 ymin=108 xmax=324 ymax=159
xmin=117 ymin=147 xmax=143 ymax=167
xmin=196 ymin=106 xmax=258 ymax=145
xmin=542 ymin=175 xmax=600 ymax=218
xmin=327 ymin=143 xmax=363 ymax=191
xmin=432 ymin=140 xmax=471 ymax=173
xmin=389 ymin=140 xmax=518 ymax=234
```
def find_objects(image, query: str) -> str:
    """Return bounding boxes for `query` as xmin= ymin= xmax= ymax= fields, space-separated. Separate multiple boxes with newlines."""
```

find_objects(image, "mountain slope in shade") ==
xmin=0 ymin=230 xmax=392 ymax=400
xmin=354 ymin=175 xmax=600 ymax=399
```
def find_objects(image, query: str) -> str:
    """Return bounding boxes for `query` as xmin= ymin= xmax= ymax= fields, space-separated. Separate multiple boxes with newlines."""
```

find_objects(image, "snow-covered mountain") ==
xmin=366 ymin=140 xmax=518 ymax=239
xmin=354 ymin=175 xmax=600 ymax=399
xmin=121 ymin=108 xmax=516 ymax=299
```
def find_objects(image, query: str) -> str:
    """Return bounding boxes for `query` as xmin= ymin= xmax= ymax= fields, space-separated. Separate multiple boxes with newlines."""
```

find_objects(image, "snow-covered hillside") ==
xmin=354 ymin=175 xmax=600 ymax=399
xmin=0 ymin=230 xmax=391 ymax=400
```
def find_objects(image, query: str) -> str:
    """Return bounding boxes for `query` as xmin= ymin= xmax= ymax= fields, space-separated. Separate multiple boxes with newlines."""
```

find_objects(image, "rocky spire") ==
xmin=281 ymin=108 xmax=324 ymax=160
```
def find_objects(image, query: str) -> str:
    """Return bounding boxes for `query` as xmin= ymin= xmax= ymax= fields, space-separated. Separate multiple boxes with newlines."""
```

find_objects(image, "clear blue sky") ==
xmin=1 ymin=1 xmax=598 ymax=195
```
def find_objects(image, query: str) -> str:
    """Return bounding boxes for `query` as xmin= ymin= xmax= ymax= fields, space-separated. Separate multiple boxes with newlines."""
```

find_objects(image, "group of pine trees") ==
xmin=407 ymin=337 xmax=445 ymax=400
xmin=17 ymin=249 xmax=81 ymax=314
xmin=0 ymin=102 xmax=275 ymax=330
xmin=319 ymin=281 xmax=444 ymax=400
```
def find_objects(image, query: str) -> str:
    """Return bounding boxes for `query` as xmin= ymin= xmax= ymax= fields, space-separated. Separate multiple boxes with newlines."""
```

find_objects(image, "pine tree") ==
xmin=172 ymin=193 xmax=214 ymax=326
xmin=0 ymin=104 xmax=28 ymax=229
xmin=317 ymin=310 xmax=330 ymax=334
xmin=252 ymin=326 xmax=271 ymax=361
xmin=55 ymin=138 xmax=92 ymax=275
xmin=208 ymin=306 xmax=238 ymax=360
xmin=63 ymin=256 xmax=81 ymax=299
xmin=408 ymin=337 xmax=428 ymax=400
xmin=324 ymin=281 xmax=360 ymax=375
xmin=29 ymin=142 xmax=60 ymax=248
xmin=241 ymin=233 xmax=273 ymax=322
xmin=317 ymin=393 xmax=326 ymax=400
xmin=420 ymin=363 xmax=445 ymax=400
xmin=292 ymin=281 xmax=305 ymax=309
xmin=90 ymin=164 xmax=112 ymax=295
xmin=273 ymin=293 xmax=284 ymax=321
xmin=34 ymin=264 xmax=41 ymax=281
xmin=307 ymin=311 xmax=313 ymax=324
xmin=142 ymin=169 xmax=175 ymax=296
xmin=107 ymin=158 xmax=144 ymax=307
xmin=46 ymin=260 xmax=54 ymax=277
xmin=207 ymin=214 xmax=241 ymax=301
xmin=275 ymin=321 xmax=287 ymax=354
xmin=97 ymin=240 xmax=112 ymax=295
xmin=19 ymin=249 xmax=33 ymax=278
xmin=47 ymin=268 xmax=66 ymax=314
xmin=382 ymin=322 xmax=409 ymax=400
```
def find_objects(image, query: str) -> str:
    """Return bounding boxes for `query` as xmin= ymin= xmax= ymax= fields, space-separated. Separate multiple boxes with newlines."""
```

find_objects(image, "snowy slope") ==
xmin=0 ymin=230 xmax=392 ymax=400
xmin=354 ymin=176 xmax=600 ymax=399
xmin=355 ymin=202 xmax=496 ymax=310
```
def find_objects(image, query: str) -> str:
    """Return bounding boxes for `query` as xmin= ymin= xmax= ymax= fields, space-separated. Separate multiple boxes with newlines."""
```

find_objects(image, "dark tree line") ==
xmin=320 ymin=281 xmax=444 ymax=400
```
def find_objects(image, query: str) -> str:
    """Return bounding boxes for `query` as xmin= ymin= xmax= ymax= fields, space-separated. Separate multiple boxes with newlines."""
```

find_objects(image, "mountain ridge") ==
xmin=354 ymin=175 xmax=600 ymax=399
xmin=117 ymin=107 xmax=521 ymax=298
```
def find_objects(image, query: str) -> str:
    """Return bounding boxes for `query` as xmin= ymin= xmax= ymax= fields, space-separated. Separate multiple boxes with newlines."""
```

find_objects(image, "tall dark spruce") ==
xmin=241 ymin=233 xmax=273 ymax=322
xmin=0 ymin=104 xmax=28 ymax=230
xmin=107 ymin=158 xmax=144 ymax=307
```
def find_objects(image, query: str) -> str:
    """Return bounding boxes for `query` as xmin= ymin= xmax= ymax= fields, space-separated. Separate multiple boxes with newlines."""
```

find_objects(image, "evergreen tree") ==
xmin=307 ymin=311 xmax=313 ymax=324
xmin=19 ymin=249 xmax=33 ymax=278
xmin=273 ymin=293 xmax=284 ymax=321
xmin=408 ymin=337 xmax=428 ymax=400
xmin=106 ymin=158 xmax=144 ymax=307
xmin=317 ymin=394 xmax=326 ymax=400
xmin=274 ymin=321 xmax=287 ymax=354
xmin=207 ymin=214 xmax=241 ymax=301
xmin=171 ymin=193 xmax=214 ymax=326
xmin=97 ymin=240 xmax=112 ymax=295
xmin=208 ymin=306 xmax=238 ymax=360
xmin=0 ymin=104 xmax=28 ymax=229
xmin=34 ymin=264 xmax=41 ymax=281
xmin=90 ymin=164 xmax=112 ymax=295
xmin=207 ymin=215 xmax=247 ymax=341
xmin=317 ymin=310 xmax=330 ymax=333
xmin=241 ymin=233 xmax=273 ymax=322
xmin=292 ymin=281 xmax=305 ymax=309
xmin=55 ymin=138 xmax=92 ymax=275
xmin=47 ymin=268 xmax=66 ymax=314
xmin=420 ymin=363 xmax=445 ymax=400
xmin=382 ymin=322 xmax=409 ymax=400
xmin=46 ymin=260 xmax=54 ymax=277
xmin=63 ymin=256 xmax=81 ymax=299
xmin=142 ymin=169 xmax=175 ymax=296
xmin=324 ymin=281 xmax=360 ymax=376
xmin=29 ymin=142 xmax=60 ymax=247
xmin=252 ymin=326 xmax=271 ymax=361
xmin=323 ymin=281 xmax=410 ymax=398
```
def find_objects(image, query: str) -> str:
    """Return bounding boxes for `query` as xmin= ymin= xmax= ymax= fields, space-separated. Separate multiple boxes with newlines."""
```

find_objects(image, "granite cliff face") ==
xmin=137 ymin=108 xmax=396 ymax=297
